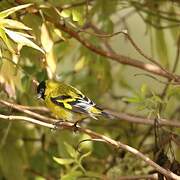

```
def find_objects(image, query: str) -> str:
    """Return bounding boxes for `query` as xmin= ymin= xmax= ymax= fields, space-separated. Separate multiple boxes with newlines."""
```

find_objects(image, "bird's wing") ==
xmin=50 ymin=94 xmax=96 ymax=115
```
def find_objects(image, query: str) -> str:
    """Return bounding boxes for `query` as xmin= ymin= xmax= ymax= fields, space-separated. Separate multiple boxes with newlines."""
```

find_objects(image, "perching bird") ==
xmin=37 ymin=80 xmax=110 ymax=123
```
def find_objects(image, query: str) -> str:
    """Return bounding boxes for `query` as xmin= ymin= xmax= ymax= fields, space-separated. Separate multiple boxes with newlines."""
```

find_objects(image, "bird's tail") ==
xmin=93 ymin=105 xmax=114 ymax=119
xmin=101 ymin=110 xmax=114 ymax=119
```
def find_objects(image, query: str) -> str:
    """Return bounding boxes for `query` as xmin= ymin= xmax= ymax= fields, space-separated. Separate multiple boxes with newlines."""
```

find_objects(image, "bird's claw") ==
xmin=52 ymin=120 xmax=63 ymax=131
xmin=73 ymin=121 xmax=79 ymax=133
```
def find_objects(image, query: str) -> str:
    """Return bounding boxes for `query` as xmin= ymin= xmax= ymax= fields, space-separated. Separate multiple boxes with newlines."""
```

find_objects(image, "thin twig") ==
xmin=160 ymin=34 xmax=180 ymax=99
xmin=44 ymin=15 xmax=180 ymax=82
xmin=1 ymin=100 xmax=180 ymax=128
xmin=0 ymin=100 xmax=57 ymax=123
xmin=79 ymin=28 xmax=173 ymax=79
xmin=0 ymin=114 xmax=179 ymax=180
xmin=117 ymin=174 xmax=158 ymax=180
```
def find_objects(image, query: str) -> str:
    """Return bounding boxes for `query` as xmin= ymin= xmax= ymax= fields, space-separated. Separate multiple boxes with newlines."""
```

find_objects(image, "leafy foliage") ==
xmin=0 ymin=0 xmax=179 ymax=179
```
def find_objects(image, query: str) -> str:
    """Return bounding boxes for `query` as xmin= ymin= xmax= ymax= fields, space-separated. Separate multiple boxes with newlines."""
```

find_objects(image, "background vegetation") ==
xmin=0 ymin=0 xmax=179 ymax=179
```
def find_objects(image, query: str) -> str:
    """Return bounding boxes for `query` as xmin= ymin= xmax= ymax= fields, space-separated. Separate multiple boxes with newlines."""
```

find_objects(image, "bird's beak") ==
xmin=37 ymin=93 xmax=42 ymax=99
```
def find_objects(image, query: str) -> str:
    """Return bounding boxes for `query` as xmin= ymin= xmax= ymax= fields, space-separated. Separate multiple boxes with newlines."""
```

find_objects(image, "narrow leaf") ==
xmin=79 ymin=151 xmax=91 ymax=163
xmin=0 ymin=28 xmax=16 ymax=53
xmin=12 ymin=31 xmax=34 ymax=39
xmin=0 ymin=19 xmax=32 ymax=30
xmin=64 ymin=142 xmax=77 ymax=158
xmin=53 ymin=157 xmax=74 ymax=165
xmin=41 ymin=23 xmax=53 ymax=52
xmin=54 ymin=28 xmax=66 ymax=41
xmin=46 ymin=50 xmax=56 ymax=77
xmin=74 ymin=56 xmax=85 ymax=72
xmin=4 ymin=28 xmax=45 ymax=54
xmin=0 ymin=4 xmax=32 ymax=19
xmin=154 ymin=28 xmax=169 ymax=68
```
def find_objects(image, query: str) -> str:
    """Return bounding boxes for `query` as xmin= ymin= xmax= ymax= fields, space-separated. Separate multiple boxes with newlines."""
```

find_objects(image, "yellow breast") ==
xmin=45 ymin=96 xmax=73 ymax=121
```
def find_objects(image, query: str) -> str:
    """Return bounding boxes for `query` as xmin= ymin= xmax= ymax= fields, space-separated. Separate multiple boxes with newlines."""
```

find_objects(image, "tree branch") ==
xmin=1 ymin=100 xmax=180 ymax=128
xmin=45 ymin=15 xmax=180 ymax=83
xmin=105 ymin=110 xmax=180 ymax=128
xmin=0 ymin=114 xmax=179 ymax=180
xmin=116 ymin=174 xmax=158 ymax=180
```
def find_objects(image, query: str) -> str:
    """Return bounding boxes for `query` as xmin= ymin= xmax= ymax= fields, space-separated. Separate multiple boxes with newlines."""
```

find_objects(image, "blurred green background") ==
xmin=0 ymin=0 xmax=179 ymax=179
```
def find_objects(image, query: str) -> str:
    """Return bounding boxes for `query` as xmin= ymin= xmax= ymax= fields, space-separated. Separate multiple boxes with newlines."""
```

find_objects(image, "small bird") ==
xmin=37 ymin=80 xmax=110 ymax=124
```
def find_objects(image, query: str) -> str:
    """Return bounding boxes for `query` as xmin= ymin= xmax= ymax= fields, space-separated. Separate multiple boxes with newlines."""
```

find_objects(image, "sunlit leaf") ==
xmin=72 ymin=7 xmax=84 ymax=25
xmin=4 ymin=28 xmax=45 ymax=54
xmin=46 ymin=49 xmax=56 ymax=78
xmin=0 ymin=28 xmax=16 ymax=53
xmin=72 ymin=9 xmax=80 ymax=21
xmin=54 ymin=28 xmax=66 ymax=41
xmin=41 ymin=22 xmax=53 ymax=53
xmin=0 ymin=4 xmax=32 ymax=19
xmin=74 ymin=56 xmax=86 ymax=72
xmin=12 ymin=31 xmax=34 ymax=39
xmin=53 ymin=157 xmax=74 ymax=165
xmin=60 ymin=9 xmax=71 ymax=18
xmin=0 ymin=19 xmax=32 ymax=30
xmin=122 ymin=96 xmax=141 ymax=103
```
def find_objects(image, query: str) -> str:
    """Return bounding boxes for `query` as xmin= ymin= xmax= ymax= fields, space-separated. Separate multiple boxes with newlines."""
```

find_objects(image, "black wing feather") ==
xmin=50 ymin=95 xmax=92 ymax=114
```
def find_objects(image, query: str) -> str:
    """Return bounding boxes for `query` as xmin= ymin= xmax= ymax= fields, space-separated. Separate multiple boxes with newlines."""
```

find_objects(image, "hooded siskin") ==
xmin=37 ymin=80 xmax=109 ymax=121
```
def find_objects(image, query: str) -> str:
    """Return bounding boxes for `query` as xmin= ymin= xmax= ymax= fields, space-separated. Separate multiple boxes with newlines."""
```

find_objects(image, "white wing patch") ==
xmin=73 ymin=96 xmax=95 ymax=111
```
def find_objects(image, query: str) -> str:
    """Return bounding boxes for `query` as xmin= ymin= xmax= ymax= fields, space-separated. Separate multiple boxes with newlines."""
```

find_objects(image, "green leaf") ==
xmin=21 ymin=75 xmax=30 ymax=92
xmin=72 ymin=7 xmax=85 ymax=25
xmin=60 ymin=9 xmax=71 ymax=18
xmin=72 ymin=8 xmax=83 ymax=23
xmin=61 ymin=170 xmax=82 ymax=180
xmin=154 ymin=28 xmax=169 ymax=68
xmin=64 ymin=142 xmax=77 ymax=158
xmin=53 ymin=157 xmax=74 ymax=165
xmin=0 ymin=4 xmax=32 ymax=19
xmin=0 ymin=28 xmax=16 ymax=53
xmin=122 ymin=95 xmax=141 ymax=103
xmin=0 ymin=19 xmax=32 ymax=30
xmin=4 ymin=28 xmax=45 ymax=54
xmin=79 ymin=151 xmax=91 ymax=164
xmin=167 ymin=86 xmax=180 ymax=99
xmin=35 ymin=177 xmax=46 ymax=180
xmin=141 ymin=84 xmax=148 ymax=98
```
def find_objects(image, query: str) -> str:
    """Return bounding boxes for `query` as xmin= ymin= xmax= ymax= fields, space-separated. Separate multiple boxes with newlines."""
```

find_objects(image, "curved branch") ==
xmin=1 ymin=100 xmax=180 ymax=128
xmin=0 ymin=114 xmax=179 ymax=180
xmin=45 ymin=15 xmax=180 ymax=82
xmin=105 ymin=110 xmax=180 ymax=128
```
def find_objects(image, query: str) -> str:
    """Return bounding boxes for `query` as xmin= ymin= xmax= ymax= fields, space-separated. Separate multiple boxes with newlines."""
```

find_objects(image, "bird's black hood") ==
xmin=37 ymin=81 xmax=46 ymax=99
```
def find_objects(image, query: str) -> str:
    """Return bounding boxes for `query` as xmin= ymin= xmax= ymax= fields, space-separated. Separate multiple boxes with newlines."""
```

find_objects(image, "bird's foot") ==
xmin=73 ymin=121 xmax=79 ymax=133
xmin=52 ymin=120 xmax=64 ymax=131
